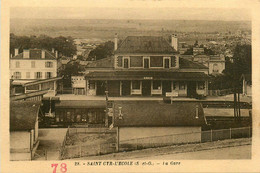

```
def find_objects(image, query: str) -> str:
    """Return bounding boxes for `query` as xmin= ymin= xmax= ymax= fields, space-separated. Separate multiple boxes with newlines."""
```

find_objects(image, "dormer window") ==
xmin=143 ymin=57 xmax=150 ymax=69
xmin=123 ymin=57 xmax=129 ymax=68
xmin=164 ymin=57 xmax=170 ymax=68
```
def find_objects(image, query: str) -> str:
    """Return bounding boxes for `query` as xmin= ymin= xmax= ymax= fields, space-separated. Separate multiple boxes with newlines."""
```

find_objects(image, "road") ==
xmin=137 ymin=145 xmax=251 ymax=160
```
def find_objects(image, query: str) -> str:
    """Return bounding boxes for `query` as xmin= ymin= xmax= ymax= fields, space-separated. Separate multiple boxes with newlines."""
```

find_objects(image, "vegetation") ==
xmin=209 ymin=44 xmax=251 ymax=90
xmin=87 ymin=41 xmax=114 ymax=61
xmin=59 ymin=61 xmax=85 ymax=88
xmin=10 ymin=33 xmax=77 ymax=57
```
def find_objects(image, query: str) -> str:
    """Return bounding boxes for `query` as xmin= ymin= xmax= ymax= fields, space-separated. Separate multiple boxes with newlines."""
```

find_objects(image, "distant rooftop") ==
xmin=11 ymin=49 xmax=56 ymax=60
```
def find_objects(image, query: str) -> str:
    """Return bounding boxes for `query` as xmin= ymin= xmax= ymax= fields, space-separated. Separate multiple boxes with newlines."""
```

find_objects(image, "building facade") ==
xmin=10 ymin=49 xmax=58 ymax=80
xmin=193 ymin=54 xmax=225 ymax=74
xmin=85 ymin=35 xmax=209 ymax=98
xmin=10 ymin=49 xmax=61 ymax=96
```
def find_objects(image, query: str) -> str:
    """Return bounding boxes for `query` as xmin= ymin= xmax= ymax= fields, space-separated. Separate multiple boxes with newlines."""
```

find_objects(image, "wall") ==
xmin=72 ymin=76 xmax=86 ymax=88
xmin=208 ymin=61 xmax=225 ymax=74
xmin=119 ymin=127 xmax=201 ymax=145
xmin=10 ymin=152 xmax=31 ymax=161
xmin=10 ymin=131 xmax=31 ymax=161
xmin=10 ymin=59 xmax=57 ymax=79
xmin=115 ymin=55 xmax=179 ymax=69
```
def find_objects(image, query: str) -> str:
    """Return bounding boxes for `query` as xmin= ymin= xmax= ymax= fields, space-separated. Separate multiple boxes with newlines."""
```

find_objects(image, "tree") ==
xmin=204 ymin=47 xmax=215 ymax=55
xmin=59 ymin=61 xmax=85 ymax=88
xmin=183 ymin=47 xmax=193 ymax=55
xmin=88 ymin=41 xmax=114 ymax=60
xmin=10 ymin=33 xmax=76 ymax=57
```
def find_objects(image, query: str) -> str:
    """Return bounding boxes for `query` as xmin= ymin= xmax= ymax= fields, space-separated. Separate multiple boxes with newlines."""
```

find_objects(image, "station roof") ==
xmin=113 ymin=101 xmax=206 ymax=127
xmin=11 ymin=49 xmax=56 ymax=60
xmin=115 ymin=36 xmax=176 ymax=54
xmin=55 ymin=100 xmax=106 ymax=108
xmin=10 ymin=101 xmax=41 ymax=131
xmin=85 ymin=71 xmax=209 ymax=81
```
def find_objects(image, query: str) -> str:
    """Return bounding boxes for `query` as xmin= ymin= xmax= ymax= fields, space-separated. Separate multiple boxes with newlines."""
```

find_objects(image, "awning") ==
xmin=85 ymin=71 xmax=209 ymax=81
xmin=24 ymin=76 xmax=63 ymax=87
xmin=55 ymin=100 xmax=106 ymax=108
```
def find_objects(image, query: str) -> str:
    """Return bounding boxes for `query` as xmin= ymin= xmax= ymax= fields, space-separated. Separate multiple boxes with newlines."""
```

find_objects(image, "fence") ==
xmin=33 ymin=149 xmax=61 ymax=160
xmin=62 ymin=142 xmax=117 ymax=159
xmin=119 ymin=126 xmax=252 ymax=152
xmin=60 ymin=126 xmax=251 ymax=159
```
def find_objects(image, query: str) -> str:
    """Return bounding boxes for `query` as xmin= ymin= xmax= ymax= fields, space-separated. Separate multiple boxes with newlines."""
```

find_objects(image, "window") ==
xmin=15 ymin=61 xmax=20 ymax=68
xmin=171 ymin=56 xmax=177 ymax=67
xmin=89 ymin=80 xmax=95 ymax=89
xmin=66 ymin=112 xmax=71 ymax=122
xmin=144 ymin=58 xmax=150 ymax=68
xmin=88 ymin=111 xmax=96 ymax=124
xmin=213 ymin=64 xmax=219 ymax=72
xmin=198 ymin=81 xmax=205 ymax=90
xmin=123 ymin=58 xmax=129 ymax=68
xmin=13 ymin=72 xmax=21 ymax=79
xmin=46 ymin=72 xmax=52 ymax=79
xmin=173 ymin=81 xmax=177 ymax=90
xmin=82 ymin=114 xmax=87 ymax=122
xmin=132 ymin=81 xmax=141 ymax=90
xmin=35 ymin=72 xmax=42 ymax=79
xmin=26 ymin=72 xmax=30 ymax=79
xmin=179 ymin=82 xmax=186 ymax=90
xmin=31 ymin=61 xmax=35 ymax=68
xmin=153 ymin=81 xmax=161 ymax=90
xmin=45 ymin=61 xmax=53 ymax=68
xmin=27 ymin=84 xmax=39 ymax=90
xmin=164 ymin=58 xmax=170 ymax=68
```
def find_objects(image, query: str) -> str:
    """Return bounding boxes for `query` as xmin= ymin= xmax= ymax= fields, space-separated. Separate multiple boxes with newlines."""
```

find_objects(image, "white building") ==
xmin=10 ymin=49 xmax=61 ymax=96
xmin=10 ymin=49 xmax=58 ymax=80
xmin=71 ymin=76 xmax=86 ymax=95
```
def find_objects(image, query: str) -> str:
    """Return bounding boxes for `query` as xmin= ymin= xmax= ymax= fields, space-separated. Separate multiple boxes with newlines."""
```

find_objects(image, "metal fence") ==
xmin=60 ymin=126 xmax=251 ymax=159
xmin=62 ymin=142 xmax=117 ymax=159
xmin=119 ymin=126 xmax=252 ymax=151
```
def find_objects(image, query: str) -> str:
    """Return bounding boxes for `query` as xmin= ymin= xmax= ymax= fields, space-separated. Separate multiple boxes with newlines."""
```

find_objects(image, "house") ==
xmin=10 ymin=101 xmax=41 ymax=161
xmin=10 ymin=48 xmax=58 ymax=80
xmin=241 ymin=74 xmax=252 ymax=96
xmin=112 ymin=101 xmax=206 ymax=150
xmin=71 ymin=76 xmax=86 ymax=95
xmin=192 ymin=54 xmax=225 ymax=74
xmin=85 ymin=34 xmax=209 ymax=98
xmin=193 ymin=47 xmax=205 ymax=55
xmin=10 ymin=49 xmax=62 ymax=96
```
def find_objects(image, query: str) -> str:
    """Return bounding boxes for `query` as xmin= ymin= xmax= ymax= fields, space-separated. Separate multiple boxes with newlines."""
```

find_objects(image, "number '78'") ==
xmin=51 ymin=163 xmax=67 ymax=173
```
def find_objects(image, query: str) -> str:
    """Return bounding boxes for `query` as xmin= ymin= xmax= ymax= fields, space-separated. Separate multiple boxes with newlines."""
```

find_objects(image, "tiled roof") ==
xmin=113 ymin=101 xmax=206 ymax=127
xmin=11 ymin=49 xmax=56 ymax=59
xmin=87 ymin=57 xmax=114 ymax=68
xmin=115 ymin=36 xmax=176 ymax=54
xmin=179 ymin=58 xmax=208 ymax=69
xmin=85 ymin=71 xmax=209 ymax=81
xmin=10 ymin=101 xmax=41 ymax=131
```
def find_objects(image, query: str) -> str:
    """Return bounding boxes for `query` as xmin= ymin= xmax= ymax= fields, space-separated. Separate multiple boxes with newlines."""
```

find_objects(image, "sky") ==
xmin=10 ymin=7 xmax=251 ymax=21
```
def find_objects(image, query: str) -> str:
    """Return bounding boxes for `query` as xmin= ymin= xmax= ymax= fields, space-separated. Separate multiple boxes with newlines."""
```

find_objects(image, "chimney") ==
xmin=171 ymin=34 xmax=178 ymax=51
xmin=41 ymin=50 xmax=45 ymax=59
xmin=55 ymin=50 xmax=58 ymax=58
xmin=114 ymin=33 xmax=118 ymax=51
xmin=23 ymin=49 xmax=30 ymax=59
xmin=52 ymin=48 xmax=55 ymax=53
xmin=14 ymin=48 xmax=19 ymax=56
